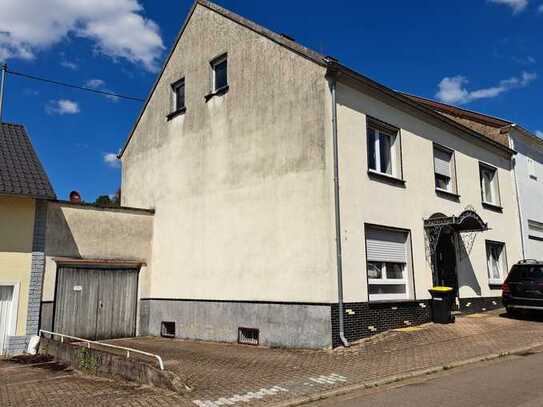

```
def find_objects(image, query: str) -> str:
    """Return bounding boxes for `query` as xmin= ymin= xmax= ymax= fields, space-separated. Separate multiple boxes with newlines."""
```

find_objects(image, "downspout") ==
xmin=330 ymin=75 xmax=350 ymax=347
xmin=508 ymin=128 xmax=527 ymax=259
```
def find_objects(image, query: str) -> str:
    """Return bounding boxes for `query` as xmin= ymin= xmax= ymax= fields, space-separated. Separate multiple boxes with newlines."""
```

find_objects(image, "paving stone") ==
xmin=2 ymin=310 xmax=543 ymax=406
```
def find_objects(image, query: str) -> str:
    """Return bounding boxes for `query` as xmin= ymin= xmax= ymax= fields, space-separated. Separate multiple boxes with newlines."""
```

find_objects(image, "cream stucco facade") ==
xmin=0 ymin=197 xmax=35 ymax=337
xmin=121 ymin=3 xmax=336 ymax=305
xmin=118 ymin=0 xmax=524 ymax=347
xmin=335 ymin=83 xmax=522 ymax=304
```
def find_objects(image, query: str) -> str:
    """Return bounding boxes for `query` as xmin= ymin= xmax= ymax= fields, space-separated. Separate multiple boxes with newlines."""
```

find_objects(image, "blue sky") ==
xmin=1 ymin=0 xmax=542 ymax=201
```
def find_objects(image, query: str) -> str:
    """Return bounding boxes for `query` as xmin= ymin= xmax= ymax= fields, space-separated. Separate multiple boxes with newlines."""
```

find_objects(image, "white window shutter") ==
xmin=366 ymin=228 xmax=407 ymax=263
xmin=434 ymin=148 xmax=451 ymax=177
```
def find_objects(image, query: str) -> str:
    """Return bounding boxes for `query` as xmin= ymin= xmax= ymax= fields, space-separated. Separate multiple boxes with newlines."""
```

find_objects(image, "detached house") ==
xmin=0 ymin=123 xmax=55 ymax=355
xmin=118 ymin=0 xmax=523 ymax=348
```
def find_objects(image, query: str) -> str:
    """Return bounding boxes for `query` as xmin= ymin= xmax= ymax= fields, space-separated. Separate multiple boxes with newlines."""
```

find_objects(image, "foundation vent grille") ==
xmin=161 ymin=321 xmax=176 ymax=338
xmin=238 ymin=327 xmax=259 ymax=346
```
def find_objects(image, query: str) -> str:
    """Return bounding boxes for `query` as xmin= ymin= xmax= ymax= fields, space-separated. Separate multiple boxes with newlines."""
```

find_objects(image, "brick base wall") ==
xmin=331 ymin=301 xmax=431 ymax=347
xmin=330 ymin=297 xmax=504 ymax=347
xmin=459 ymin=296 xmax=502 ymax=314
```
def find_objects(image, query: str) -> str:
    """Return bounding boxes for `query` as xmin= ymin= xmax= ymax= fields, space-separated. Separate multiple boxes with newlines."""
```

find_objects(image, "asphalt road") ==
xmin=308 ymin=349 xmax=543 ymax=407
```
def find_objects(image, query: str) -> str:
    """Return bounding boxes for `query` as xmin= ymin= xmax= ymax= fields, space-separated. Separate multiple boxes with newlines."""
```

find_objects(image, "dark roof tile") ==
xmin=0 ymin=122 xmax=56 ymax=199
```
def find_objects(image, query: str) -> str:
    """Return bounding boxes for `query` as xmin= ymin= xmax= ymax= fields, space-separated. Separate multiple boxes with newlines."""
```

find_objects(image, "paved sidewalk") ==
xmin=2 ymin=310 xmax=543 ymax=406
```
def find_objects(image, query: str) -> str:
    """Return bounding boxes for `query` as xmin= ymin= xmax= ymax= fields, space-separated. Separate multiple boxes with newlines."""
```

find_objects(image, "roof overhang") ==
xmin=53 ymin=257 xmax=146 ymax=269
xmin=326 ymin=62 xmax=516 ymax=158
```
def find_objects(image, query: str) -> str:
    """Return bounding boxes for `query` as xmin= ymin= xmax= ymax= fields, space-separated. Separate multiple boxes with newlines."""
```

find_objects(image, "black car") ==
xmin=503 ymin=259 xmax=543 ymax=316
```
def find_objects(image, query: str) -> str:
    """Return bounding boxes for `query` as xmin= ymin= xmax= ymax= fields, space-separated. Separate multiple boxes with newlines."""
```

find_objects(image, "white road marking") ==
xmin=192 ymin=373 xmax=348 ymax=406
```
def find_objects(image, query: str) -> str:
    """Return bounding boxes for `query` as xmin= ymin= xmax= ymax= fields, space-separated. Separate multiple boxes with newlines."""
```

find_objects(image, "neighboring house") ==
xmin=405 ymin=95 xmax=543 ymax=262
xmin=0 ymin=124 xmax=154 ymax=357
xmin=0 ymin=122 xmax=55 ymax=355
xmin=118 ymin=0 xmax=523 ymax=348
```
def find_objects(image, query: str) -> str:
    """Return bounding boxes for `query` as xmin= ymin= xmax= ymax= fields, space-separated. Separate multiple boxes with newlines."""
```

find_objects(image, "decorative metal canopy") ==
xmin=424 ymin=208 xmax=488 ymax=265
xmin=424 ymin=209 xmax=488 ymax=233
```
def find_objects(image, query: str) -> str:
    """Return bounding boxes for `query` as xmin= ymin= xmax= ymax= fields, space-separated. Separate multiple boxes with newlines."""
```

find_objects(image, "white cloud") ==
xmin=60 ymin=60 xmax=78 ymax=70
xmin=86 ymin=79 xmax=106 ymax=89
xmin=103 ymin=152 xmax=121 ymax=168
xmin=436 ymin=71 xmax=537 ymax=104
xmin=0 ymin=0 xmax=164 ymax=71
xmin=45 ymin=99 xmax=80 ymax=115
xmin=84 ymin=78 xmax=119 ymax=102
xmin=535 ymin=130 xmax=543 ymax=138
xmin=488 ymin=0 xmax=529 ymax=14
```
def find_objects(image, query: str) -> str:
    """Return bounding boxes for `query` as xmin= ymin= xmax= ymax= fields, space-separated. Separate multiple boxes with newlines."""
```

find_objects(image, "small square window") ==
xmin=171 ymin=78 xmax=185 ymax=112
xmin=211 ymin=54 xmax=228 ymax=92
xmin=486 ymin=241 xmax=507 ymax=285
xmin=434 ymin=145 xmax=456 ymax=193
xmin=367 ymin=119 xmax=401 ymax=178
xmin=479 ymin=163 xmax=500 ymax=206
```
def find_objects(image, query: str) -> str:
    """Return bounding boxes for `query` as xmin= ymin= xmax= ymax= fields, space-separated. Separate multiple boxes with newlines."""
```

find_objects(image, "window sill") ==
xmin=204 ymin=85 xmax=229 ymax=102
xmin=368 ymin=299 xmax=418 ymax=307
xmin=482 ymin=201 xmax=503 ymax=213
xmin=435 ymin=188 xmax=460 ymax=201
xmin=367 ymin=169 xmax=406 ymax=187
xmin=166 ymin=107 xmax=186 ymax=121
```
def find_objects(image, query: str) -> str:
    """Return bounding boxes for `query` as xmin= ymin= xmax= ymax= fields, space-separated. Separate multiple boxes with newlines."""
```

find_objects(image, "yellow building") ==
xmin=0 ymin=123 xmax=55 ymax=355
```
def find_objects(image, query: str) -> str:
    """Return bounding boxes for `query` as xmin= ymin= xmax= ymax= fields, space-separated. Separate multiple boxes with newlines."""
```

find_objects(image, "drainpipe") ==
xmin=508 ymin=128 xmax=527 ymax=259
xmin=330 ymin=76 xmax=350 ymax=348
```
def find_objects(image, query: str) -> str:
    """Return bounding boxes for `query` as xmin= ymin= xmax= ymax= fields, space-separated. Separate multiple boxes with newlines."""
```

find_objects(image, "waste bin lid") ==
xmin=429 ymin=286 xmax=453 ymax=292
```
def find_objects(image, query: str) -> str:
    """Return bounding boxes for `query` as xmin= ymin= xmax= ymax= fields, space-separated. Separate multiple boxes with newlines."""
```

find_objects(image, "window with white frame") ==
xmin=480 ymin=163 xmax=501 ymax=206
xmin=486 ymin=241 xmax=507 ymax=285
xmin=171 ymin=78 xmax=185 ymax=112
xmin=528 ymin=158 xmax=537 ymax=180
xmin=211 ymin=54 xmax=228 ymax=92
xmin=434 ymin=145 xmax=456 ymax=193
xmin=528 ymin=219 xmax=543 ymax=241
xmin=365 ymin=226 xmax=412 ymax=301
xmin=367 ymin=119 xmax=401 ymax=178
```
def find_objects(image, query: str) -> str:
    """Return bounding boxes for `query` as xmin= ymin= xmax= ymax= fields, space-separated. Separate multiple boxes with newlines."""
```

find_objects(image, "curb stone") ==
xmin=271 ymin=342 xmax=543 ymax=407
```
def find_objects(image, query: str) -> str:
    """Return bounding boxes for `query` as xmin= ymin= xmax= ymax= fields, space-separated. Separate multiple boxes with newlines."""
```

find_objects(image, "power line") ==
xmin=7 ymin=68 xmax=145 ymax=102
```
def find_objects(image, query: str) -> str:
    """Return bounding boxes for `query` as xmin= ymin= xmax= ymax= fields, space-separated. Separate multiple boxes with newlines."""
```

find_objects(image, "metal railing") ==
xmin=39 ymin=330 xmax=164 ymax=370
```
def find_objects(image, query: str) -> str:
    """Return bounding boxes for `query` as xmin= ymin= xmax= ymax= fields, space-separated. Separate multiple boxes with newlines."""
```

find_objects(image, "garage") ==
xmin=53 ymin=259 xmax=141 ymax=340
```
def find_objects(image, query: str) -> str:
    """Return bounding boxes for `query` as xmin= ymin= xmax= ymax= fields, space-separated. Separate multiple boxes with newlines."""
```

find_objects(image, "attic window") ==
xmin=167 ymin=78 xmax=186 ymax=120
xmin=211 ymin=54 xmax=228 ymax=92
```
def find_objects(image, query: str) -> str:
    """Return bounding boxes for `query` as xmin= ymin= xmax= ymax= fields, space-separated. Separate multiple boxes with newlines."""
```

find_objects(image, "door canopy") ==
xmin=424 ymin=210 xmax=488 ymax=233
xmin=424 ymin=209 xmax=488 ymax=259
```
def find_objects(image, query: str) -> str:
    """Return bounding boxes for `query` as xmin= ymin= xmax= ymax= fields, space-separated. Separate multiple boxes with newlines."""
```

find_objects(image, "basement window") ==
xmin=238 ymin=327 xmax=259 ymax=346
xmin=161 ymin=321 xmax=176 ymax=338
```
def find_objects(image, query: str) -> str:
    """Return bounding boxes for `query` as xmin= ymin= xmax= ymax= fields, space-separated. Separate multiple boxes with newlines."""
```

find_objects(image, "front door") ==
xmin=0 ymin=285 xmax=15 ymax=355
xmin=435 ymin=228 xmax=458 ymax=294
xmin=54 ymin=267 xmax=139 ymax=340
